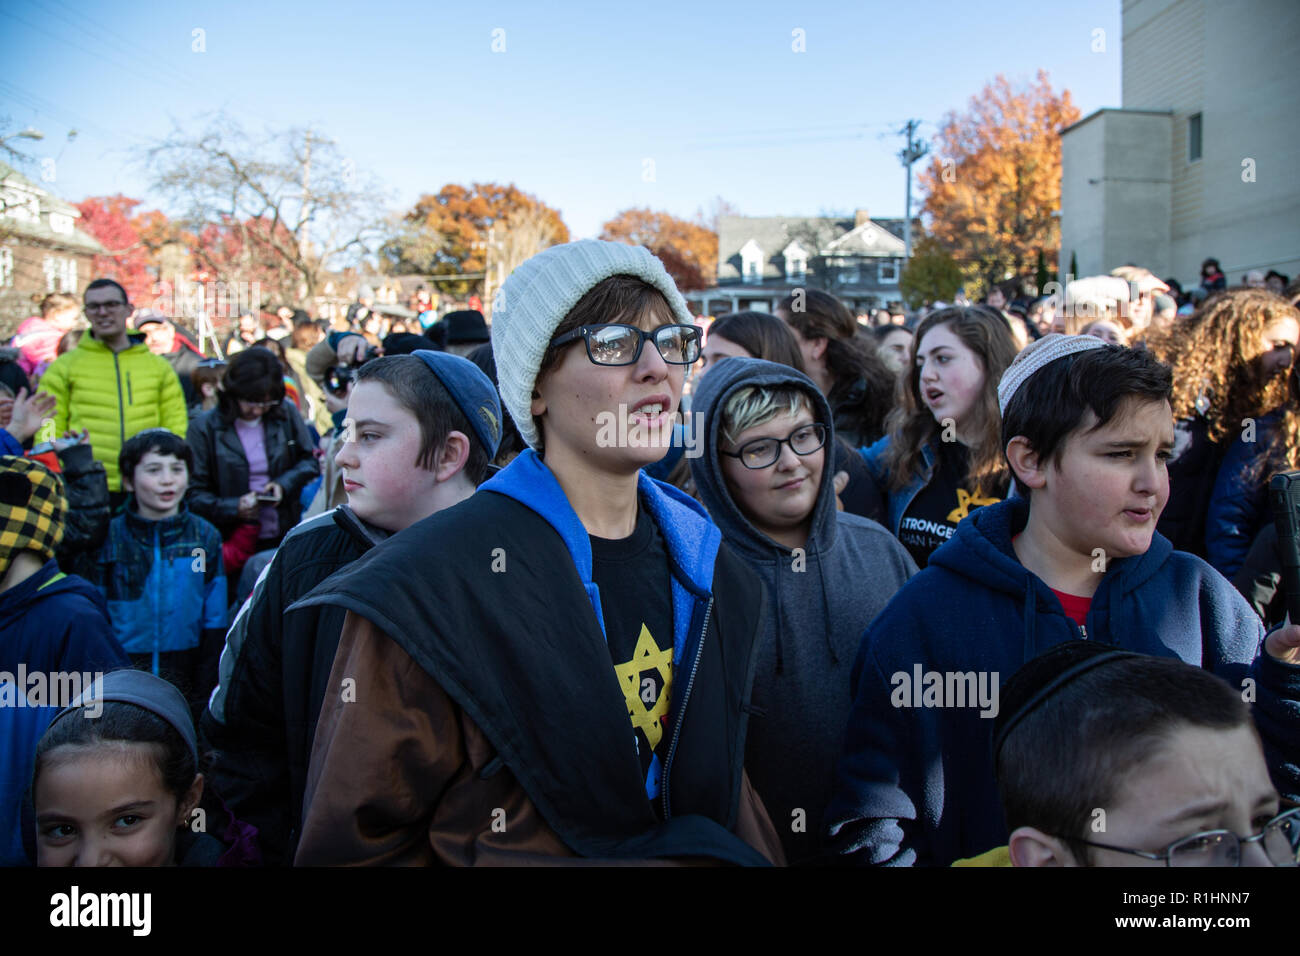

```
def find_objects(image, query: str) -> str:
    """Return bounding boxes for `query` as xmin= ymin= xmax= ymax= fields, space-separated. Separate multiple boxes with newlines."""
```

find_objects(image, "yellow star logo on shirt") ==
xmin=948 ymin=487 xmax=1001 ymax=522
xmin=614 ymin=623 xmax=673 ymax=751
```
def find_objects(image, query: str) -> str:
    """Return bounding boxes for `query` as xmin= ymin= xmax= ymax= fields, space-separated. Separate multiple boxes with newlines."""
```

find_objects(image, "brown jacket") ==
xmin=295 ymin=614 xmax=786 ymax=866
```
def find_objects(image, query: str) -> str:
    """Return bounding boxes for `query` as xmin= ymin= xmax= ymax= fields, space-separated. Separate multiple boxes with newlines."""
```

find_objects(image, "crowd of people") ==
xmin=1 ymin=242 xmax=1298 ymax=868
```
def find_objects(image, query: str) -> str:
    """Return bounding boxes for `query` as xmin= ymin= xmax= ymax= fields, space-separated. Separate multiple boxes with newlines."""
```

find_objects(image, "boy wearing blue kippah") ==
xmin=828 ymin=335 xmax=1300 ymax=867
xmin=203 ymin=351 xmax=500 ymax=864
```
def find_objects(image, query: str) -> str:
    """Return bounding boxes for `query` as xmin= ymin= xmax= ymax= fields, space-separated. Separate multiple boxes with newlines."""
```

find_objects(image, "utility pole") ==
xmin=898 ymin=119 xmax=928 ymax=262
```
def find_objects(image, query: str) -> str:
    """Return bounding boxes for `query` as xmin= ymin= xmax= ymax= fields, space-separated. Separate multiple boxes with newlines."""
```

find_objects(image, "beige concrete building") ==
xmin=1060 ymin=0 xmax=1300 ymax=288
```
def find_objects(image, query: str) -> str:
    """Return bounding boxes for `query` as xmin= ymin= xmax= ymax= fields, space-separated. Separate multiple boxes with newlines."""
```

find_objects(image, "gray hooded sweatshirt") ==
xmin=690 ymin=357 xmax=917 ymax=864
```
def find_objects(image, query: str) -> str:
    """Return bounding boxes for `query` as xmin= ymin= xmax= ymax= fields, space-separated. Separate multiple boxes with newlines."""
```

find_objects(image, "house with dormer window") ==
xmin=690 ymin=209 xmax=917 ymax=317
xmin=0 ymin=161 xmax=106 ymax=336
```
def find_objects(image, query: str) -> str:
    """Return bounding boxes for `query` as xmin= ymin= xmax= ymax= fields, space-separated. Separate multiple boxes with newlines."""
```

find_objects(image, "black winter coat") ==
xmin=186 ymin=403 xmax=319 ymax=541
xmin=202 ymin=505 xmax=387 ymax=865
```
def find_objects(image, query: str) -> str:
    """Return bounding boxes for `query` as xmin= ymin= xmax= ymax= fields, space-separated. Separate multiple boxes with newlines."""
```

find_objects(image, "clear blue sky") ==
xmin=1 ymin=0 xmax=1121 ymax=240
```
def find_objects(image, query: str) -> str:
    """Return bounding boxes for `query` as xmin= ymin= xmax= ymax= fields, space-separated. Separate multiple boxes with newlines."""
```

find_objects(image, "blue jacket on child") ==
xmin=826 ymin=495 xmax=1300 ymax=867
xmin=89 ymin=505 xmax=226 ymax=673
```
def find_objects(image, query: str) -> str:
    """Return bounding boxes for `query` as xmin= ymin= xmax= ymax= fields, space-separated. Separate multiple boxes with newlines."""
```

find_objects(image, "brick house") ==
xmin=0 ymin=161 xmax=106 ymax=338
xmin=688 ymin=209 xmax=918 ymax=317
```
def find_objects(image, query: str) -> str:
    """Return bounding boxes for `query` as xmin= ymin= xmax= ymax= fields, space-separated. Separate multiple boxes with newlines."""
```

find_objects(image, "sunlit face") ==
xmin=877 ymin=328 xmax=913 ymax=374
xmin=719 ymin=405 xmax=824 ymax=543
xmin=35 ymin=744 xmax=200 ymax=867
xmin=142 ymin=322 xmax=175 ymax=355
xmin=699 ymin=333 xmax=753 ymax=380
xmin=1032 ymin=396 xmax=1175 ymax=561
xmin=986 ymin=288 xmax=1007 ymax=310
xmin=533 ymin=305 xmax=687 ymax=474
xmin=83 ymin=288 xmax=129 ymax=343
xmin=1083 ymin=724 xmax=1279 ymax=867
xmin=1084 ymin=320 xmax=1126 ymax=347
xmin=124 ymin=451 xmax=187 ymax=520
xmin=335 ymin=380 xmax=443 ymax=533
xmin=915 ymin=323 xmax=986 ymax=434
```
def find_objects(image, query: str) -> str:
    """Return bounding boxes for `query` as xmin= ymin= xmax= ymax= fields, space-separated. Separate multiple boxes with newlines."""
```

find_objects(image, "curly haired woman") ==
xmin=1146 ymin=289 xmax=1300 ymax=557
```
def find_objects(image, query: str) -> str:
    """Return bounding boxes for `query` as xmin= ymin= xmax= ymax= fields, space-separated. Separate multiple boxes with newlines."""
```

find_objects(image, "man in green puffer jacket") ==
xmin=37 ymin=279 xmax=189 ymax=496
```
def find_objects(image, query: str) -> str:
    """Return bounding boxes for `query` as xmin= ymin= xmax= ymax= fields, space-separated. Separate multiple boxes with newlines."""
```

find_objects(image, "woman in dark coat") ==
xmin=186 ymin=346 xmax=319 ymax=551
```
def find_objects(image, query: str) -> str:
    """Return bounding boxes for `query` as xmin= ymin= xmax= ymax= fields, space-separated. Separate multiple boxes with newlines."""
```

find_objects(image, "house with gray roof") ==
xmin=690 ymin=209 xmax=918 ymax=317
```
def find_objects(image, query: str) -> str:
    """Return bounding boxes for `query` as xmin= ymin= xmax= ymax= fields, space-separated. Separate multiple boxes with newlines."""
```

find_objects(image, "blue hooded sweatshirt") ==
xmin=826 ymin=495 xmax=1300 ymax=867
xmin=1 ymin=559 xmax=128 ymax=865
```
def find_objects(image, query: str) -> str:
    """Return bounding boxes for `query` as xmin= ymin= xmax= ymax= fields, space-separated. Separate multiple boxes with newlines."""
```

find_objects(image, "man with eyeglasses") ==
xmin=688 ymin=357 xmax=916 ymax=864
xmin=974 ymin=641 xmax=1300 ymax=868
xmin=295 ymin=240 xmax=786 ymax=866
xmin=37 ymin=279 xmax=189 ymax=504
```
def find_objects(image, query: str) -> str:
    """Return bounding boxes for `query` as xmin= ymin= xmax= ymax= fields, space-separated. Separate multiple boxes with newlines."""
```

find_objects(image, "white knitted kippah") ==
xmin=490 ymin=239 xmax=694 ymax=449
xmin=997 ymin=333 xmax=1108 ymax=417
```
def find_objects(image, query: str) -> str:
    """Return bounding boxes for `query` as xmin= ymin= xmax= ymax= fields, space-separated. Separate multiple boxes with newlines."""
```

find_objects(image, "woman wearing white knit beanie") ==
xmin=295 ymin=239 xmax=787 ymax=866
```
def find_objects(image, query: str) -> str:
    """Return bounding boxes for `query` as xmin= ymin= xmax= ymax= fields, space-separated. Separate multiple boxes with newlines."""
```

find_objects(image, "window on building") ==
xmin=43 ymin=256 xmax=76 ymax=293
xmin=834 ymin=258 xmax=861 ymax=285
xmin=48 ymin=212 xmax=74 ymax=234
xmin=1188 ymin=113 xmax=1202 ymax=163
xmin=740 ymin=240 xmax=764 ymax=285
xmin=0 ymin=248 xmax=12 ymax=287
xmin=879 ymin=259 xmax=899 ymax=284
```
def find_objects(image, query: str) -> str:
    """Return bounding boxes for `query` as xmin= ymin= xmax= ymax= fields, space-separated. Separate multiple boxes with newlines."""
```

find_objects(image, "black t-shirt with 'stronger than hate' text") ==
xmin=898 ymin=441 xmax=1004 ymax=568
xmin=589 ymin=505 xmax=676 ymax=793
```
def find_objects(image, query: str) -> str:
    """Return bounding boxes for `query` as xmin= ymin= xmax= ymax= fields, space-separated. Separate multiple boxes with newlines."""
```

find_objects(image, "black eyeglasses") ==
xmin=721 ymin=422 xmax=827 ymax=470
xmin=84 ymin=301 xmax=126 ymax=313
xmin=1064 ymin=807 xmax=1300 ymax=867
xmin=548 ymin=323 xmax=702 ymax=367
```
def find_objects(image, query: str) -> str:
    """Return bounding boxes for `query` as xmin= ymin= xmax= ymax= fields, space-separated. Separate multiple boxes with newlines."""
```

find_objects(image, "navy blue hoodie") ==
xmin=826 ymin=495 xmax=1300 ymax=867
xmin=1 ymin=559 xmax=127 ymax=865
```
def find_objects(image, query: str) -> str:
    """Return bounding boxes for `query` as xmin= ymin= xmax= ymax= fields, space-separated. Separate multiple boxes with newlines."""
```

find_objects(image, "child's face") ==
xmin=915 ymin=323 xmax=985 ymax=433
xmin=533 ymin=307 xmax=686 ymax=473
xmin=1088 ymin=723 xmax=1279 ymax=866
xmin=335 ymin=381 xmax=442 ymax=532
xmin=1036 ymin=396 xmax=1174 ymax=561
xmin=125 ymin=452 xmax=188 ymax=520
xmin=720 ymin=406 xmax=824 ymax=541
xmin=34 ymin=744 xmax=200 ymax=867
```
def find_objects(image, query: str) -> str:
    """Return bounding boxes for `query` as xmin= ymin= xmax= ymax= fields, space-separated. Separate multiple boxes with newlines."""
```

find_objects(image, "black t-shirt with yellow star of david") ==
xmin=898 ymin=441 xmax=1006 ymax=568
xmin=590 ymin=506 xmax=675 ymax=787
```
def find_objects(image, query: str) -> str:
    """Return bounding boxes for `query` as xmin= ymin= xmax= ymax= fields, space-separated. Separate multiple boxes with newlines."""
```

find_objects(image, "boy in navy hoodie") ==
xmin=827 ymin=334 xmax=1300 ymax=867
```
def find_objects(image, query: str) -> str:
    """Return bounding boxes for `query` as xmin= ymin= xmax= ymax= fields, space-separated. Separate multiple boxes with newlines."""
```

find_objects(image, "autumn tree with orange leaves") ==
xmin=385 ymin=182 xmax=569 ymax=297
xmin=918 ymin=71 xmax=1079 ymax=294
xmin=599 ymin=207 xmax=717 ymax=291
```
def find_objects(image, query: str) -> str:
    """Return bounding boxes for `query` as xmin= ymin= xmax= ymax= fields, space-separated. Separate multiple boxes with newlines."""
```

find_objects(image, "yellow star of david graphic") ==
xmin=613 ymin=623 xmax=673 ymax=750
xmin=947 ymin=487 xmax=1001 ymax=523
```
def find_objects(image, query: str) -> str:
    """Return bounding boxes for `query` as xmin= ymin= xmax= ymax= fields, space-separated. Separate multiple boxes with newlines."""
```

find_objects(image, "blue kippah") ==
xmin=412 ymin=350 xmax=503 ymax=460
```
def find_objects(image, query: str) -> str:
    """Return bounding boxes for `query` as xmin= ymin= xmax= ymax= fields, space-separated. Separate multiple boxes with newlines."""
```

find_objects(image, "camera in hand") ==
xmin=1268 ymin=471 xmax=1300 ymax=623
xmin=324 ymin=345 xmax=380 ymax=396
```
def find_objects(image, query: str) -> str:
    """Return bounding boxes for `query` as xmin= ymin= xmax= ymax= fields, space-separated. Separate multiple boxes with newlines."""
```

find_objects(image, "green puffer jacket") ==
xmin=38 ymin=332 xmax=189 ymax=492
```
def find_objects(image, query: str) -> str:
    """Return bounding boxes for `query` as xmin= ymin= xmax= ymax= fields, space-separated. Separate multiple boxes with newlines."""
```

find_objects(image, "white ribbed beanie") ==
xmin=997 ymin=333 xmax=1108 ymax=417
xmin=490 ymin=239 xmax=694 ymax=450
